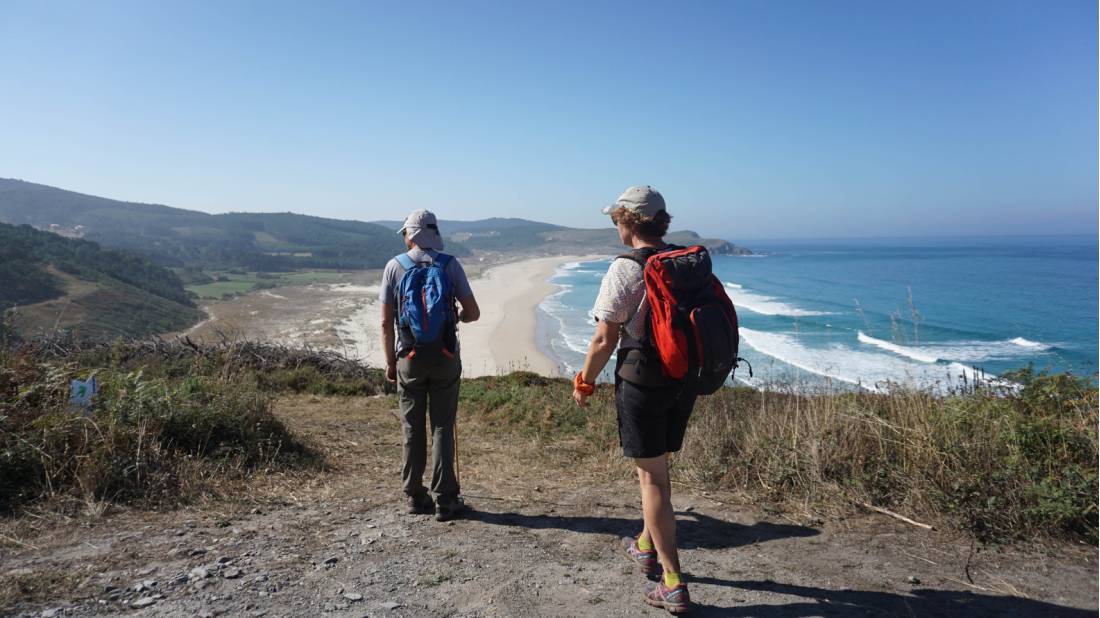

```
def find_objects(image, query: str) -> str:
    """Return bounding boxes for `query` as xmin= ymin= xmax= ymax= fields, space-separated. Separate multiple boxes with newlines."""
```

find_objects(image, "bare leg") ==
xmin=635 ymin=454 xmax=680 ymax=574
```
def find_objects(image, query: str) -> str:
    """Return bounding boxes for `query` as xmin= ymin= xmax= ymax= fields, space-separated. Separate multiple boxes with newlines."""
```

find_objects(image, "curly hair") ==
xmin=611 ymin=207 xmax=671 ymax=239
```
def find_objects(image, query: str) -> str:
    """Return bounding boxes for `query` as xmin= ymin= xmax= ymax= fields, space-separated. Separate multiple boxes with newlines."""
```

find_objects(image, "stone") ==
xmin=907 ymin=576 xmax=922 ymax=585
xmin=217 ymin=556 xmax=234 ymax=565
xmin=323 ymin=556 xmax=339 ymax=566
xmin=133 ymin=579 xmax=158 ymax=592
xmin=343 ymin=592 xmax=363 ymax=602
xmin=223 ymin=568 xmax=243 ymax=579
xmin=131 ymin=596 xmax=159 ymax=608
xmin=380 ymin=601 xmax=402 ymax=610
xmin=190 ymin=567 xmax=211 ymax=581
xmin=189 ymin=548 xmax=208 ymax=557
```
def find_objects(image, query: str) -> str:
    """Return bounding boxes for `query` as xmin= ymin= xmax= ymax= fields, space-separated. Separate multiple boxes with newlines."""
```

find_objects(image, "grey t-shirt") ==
xmin=379 ymin=248 xmax=474 ymax=356
xmin=592 ymin=258 xmax=648 ymax=350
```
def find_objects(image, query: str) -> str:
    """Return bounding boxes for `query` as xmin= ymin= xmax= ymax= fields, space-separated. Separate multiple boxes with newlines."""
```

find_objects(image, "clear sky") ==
xmin=1 ymin=1 xmax=1096 ymax=240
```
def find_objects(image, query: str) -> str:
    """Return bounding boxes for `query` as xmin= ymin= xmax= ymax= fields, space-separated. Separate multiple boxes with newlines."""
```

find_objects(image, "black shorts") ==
xmin=614 ymin=353 xmax=698 ymax=459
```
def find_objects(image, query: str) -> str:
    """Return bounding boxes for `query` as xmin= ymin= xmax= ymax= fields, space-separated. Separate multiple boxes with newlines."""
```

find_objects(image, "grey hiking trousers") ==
xmin=397 ymin=352 xmax=461 ymax=504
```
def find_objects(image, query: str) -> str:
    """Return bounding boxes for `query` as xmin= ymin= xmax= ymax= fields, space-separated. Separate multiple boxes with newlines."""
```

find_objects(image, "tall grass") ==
xmin=0 ymin=341 xmax=324 ymax=513
xmin=460 ymin=369 xmax=1097 ymax=543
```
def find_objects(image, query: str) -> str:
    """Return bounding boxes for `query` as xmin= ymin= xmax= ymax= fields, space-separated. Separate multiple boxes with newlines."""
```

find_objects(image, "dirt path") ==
xmin=2 ymin=396 xmax=1096 ymax=617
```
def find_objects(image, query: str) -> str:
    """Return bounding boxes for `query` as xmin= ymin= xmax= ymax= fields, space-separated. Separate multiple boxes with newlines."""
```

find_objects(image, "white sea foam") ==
xmin=858 ymin=331 xmax=1052 ymax=363
xmin=858 ymin=332 xmax=939 ymax=363
xmin=722 ymin=282 xmax=830 ymax=317
xmin=741 ymin=328 xmax=1008 ymax=393
xmin=1010 ymin=337 xmax=1050 ymax=349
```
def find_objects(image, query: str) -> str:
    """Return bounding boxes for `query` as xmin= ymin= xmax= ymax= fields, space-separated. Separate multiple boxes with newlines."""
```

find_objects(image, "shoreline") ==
xmin=331 ymin=254 xmax=606 ymax=378
xmin=458 ymin=254 xmax=604 ymax=377
xmin=172 ymin=256 xmax=603 ymax=379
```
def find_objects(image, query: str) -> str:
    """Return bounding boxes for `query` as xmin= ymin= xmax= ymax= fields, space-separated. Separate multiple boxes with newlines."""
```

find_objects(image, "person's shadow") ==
xmin=464 ymin=506 xmax=1093 ymax=617
xmin=464 ymin=506 xmax=818 ymax=550
xmin=685 ymin=578 xmax=1095 ymax=617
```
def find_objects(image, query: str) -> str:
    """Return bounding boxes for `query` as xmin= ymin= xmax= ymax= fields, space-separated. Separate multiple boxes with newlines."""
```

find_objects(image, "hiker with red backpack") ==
xmin=381 ymin=209 xmax=480 ymax=521
xmin=572 ymin=186 xmax=741 ymax=615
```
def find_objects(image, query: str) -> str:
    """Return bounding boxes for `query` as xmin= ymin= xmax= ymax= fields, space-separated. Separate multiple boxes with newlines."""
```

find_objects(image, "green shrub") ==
xmin=0 ymin=350 xmax=318 ymax=512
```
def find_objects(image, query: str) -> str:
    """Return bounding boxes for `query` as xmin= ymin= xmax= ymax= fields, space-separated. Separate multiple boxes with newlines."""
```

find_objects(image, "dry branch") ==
xmin=856 ymin=500 xmax=935 ymax=530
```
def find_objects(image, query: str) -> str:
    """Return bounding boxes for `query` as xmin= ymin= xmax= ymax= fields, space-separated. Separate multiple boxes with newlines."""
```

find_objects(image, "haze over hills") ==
xmin=0 ymin=222 xmax=203 ymax=339
xmin=0 ymin=178 xmax=751 ymax=272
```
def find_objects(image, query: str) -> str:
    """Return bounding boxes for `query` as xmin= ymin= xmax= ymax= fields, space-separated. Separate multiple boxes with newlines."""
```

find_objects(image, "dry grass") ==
xmin=457 ymin=371 xmax=1098 ymax=543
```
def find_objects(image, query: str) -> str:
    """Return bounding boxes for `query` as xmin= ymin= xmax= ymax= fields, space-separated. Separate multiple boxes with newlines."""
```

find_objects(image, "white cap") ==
xmin=398 ymin=209 xmax=444 ymax=251
xmin=601 ymin=186 xmax=667 ymax=218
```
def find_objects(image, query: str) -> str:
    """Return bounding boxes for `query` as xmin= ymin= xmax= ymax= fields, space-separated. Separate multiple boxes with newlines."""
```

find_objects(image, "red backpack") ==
xmin=619 ymin=245 xmax=747 ymax=395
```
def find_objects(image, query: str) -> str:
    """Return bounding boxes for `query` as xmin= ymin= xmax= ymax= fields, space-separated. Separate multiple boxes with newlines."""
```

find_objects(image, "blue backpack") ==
xmin=396 ymin=253 xmax=457 ymax=357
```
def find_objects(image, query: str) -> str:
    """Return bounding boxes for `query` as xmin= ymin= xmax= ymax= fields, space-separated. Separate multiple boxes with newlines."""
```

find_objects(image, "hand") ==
xmin=386 ymin=363 xmax=397 ymax=383
xmin=573 ymin=388 xmax=589 ymax=407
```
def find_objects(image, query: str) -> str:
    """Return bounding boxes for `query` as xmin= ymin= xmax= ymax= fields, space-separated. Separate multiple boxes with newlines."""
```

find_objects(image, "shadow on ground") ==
xmin=464 ymin=506 xmax=817 ymax=550
xmin=686 ymin=578 xmax=1095 ymax=617
xmin=465 ymin=506 xmax=1092 ymax=617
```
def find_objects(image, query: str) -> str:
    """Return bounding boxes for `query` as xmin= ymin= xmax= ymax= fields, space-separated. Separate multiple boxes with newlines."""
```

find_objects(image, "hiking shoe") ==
xmin=406 ymin=492 xmax=435 ymax=515
xmin=435 ymin=498 xmax=466 ymax=522
xmin=644 ymin=581 xmax=691 ymax=615
xmin=621 ymin=535 xmax=659 ymax=577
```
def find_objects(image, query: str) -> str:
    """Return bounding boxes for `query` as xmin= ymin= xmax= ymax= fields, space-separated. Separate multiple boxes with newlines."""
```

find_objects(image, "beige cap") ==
xmin=398 ymin=209 xmax=444 ymax=251
xmin=601 ymin=185 xmax=667 ymax=218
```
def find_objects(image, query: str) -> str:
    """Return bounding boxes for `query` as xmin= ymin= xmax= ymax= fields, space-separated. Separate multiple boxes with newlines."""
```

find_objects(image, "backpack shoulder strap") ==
xmin=395 ymin=253 xmax=416 ymax=270
xmin=615 ymin=244 xmax=685 ymax=268
xmin=433 ymin=253 xmax=452 ymax=268
xmin=615 ymin=247 xmax=659 ymax=268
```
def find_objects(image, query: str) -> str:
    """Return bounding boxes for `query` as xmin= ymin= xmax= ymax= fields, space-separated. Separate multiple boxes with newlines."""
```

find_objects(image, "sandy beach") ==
xmin=338 ymin=254 xmax=603 ymax=377
xmin=180 ymin=255 xmax=604 ymax=377
xmin=456 ymin=255 xmax=601 ymax=377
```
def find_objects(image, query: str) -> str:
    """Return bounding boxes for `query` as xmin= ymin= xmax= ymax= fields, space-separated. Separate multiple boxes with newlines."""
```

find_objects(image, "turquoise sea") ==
xmin=537 ymin=235 xmax=1098 ymax=392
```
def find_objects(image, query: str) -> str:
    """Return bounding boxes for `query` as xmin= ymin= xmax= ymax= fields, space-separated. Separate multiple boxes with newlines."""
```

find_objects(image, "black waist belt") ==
xmin=616 ymin=348 xmax=671 ymax=387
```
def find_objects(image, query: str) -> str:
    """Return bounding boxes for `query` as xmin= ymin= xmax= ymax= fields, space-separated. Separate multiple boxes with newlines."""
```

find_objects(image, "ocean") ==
xmin=537 ymin=235 xmax=1098 ymax=392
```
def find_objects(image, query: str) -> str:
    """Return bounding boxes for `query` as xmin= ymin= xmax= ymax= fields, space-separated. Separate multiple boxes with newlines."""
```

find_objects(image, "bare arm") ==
xmin=580 ymin=319 xmax=620 ymax=384
xmin=381 ymin=303 xmax=397 ymax=369
xmin=457 ymin=294 xmax=480 ymax=323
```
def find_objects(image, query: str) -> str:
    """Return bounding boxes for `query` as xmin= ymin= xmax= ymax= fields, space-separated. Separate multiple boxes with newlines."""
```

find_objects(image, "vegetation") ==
xmin=457 ymin=370 xmax=1097 ymax=544
xmin=1 ymin=179 xmax=748 ymax=277
xmin=0 ymin=179 xmax=409 ymax=271
xmin=0 ymin=222 xmax=194 ymax=307
xmin=0 ymin=223 xmax=205 ymax=339
xmin=182 ymin=269 xmax=357 ymax=300
xmin=0 ymin=336 xmax=391 ymax=512
xmin=2 ymin=333 xmax=1094 ymax=544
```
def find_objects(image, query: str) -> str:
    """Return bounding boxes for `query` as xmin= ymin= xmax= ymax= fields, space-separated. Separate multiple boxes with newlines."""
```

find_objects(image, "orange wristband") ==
xmin=574 ymin=372 xmax=596 ymax=396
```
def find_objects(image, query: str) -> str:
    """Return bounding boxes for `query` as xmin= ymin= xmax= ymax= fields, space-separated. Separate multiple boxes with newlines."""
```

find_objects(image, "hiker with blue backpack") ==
xmin=380 ymin=209 xmax=480 ymax=522
xmin=572 ymin=186 xmax=742 ymax=615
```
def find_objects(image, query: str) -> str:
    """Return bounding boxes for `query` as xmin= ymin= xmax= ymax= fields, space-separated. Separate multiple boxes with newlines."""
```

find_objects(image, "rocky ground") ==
xmin=2 ymin=395 xmax=1096 ymax=617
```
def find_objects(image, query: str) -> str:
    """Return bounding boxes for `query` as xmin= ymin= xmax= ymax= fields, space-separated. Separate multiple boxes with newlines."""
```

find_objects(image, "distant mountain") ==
xmin=0 ymin=179 xmax=750 ymax=273
xmin=370 ymin=218 xmax=751 ymax=256
xmin=0 ymin=178 xmax=408 ymax=270
xmin=0 ymin=222 xmax=204 ymax=339
xmin=372 ymin=217 xmax=563 ymax=234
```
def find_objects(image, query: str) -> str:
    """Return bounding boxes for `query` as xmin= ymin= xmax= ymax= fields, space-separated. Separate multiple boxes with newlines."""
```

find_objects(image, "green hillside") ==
xmin=0 ymin=223 xmax=204 ymax=339
xmin=0 ymin=179 xmax=410 ymax=270
xmin=0 ymin=178 xmax=751 ymax=273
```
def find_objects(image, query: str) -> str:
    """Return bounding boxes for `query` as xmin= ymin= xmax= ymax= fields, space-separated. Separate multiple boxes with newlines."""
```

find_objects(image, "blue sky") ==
xmin=1 ymin=1 xmax=1095 ymax=240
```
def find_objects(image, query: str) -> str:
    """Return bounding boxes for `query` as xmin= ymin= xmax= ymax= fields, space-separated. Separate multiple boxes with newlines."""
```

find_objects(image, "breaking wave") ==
xmin=858 ymin=332 xmax=1053 ymax=363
